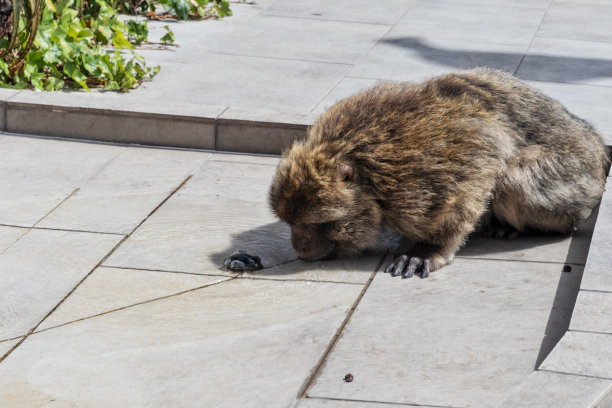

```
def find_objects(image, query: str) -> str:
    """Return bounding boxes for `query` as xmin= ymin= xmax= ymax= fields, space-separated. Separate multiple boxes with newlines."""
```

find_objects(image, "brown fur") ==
xmin=269 ymin=68 xmax=610 ymax=272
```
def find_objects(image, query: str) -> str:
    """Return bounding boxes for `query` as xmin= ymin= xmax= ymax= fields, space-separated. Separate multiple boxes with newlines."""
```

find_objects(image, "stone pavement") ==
xmin=1 ymin=0 xmax=612 ymax=407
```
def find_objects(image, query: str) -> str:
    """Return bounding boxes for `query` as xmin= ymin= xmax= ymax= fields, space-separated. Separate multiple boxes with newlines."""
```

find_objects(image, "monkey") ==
xmin=229 ymin=68 xmax=610 ymax=279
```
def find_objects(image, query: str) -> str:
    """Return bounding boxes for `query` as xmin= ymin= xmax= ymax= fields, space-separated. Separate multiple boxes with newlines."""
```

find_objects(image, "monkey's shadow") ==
xmin=209 ymin=221 xmax=386 ymax=278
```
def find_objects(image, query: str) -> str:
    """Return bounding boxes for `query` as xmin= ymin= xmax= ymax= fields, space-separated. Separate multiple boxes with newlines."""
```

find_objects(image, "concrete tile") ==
xmin=570 ymin=291 xmax=612 ymax=334
xmin=311 ymin=78 xmax=380 ymax=116
xmin=209 ymin=152 xmax=281 ymax=166
xmin=0 ymin=225 xmax=28 ymax=253
xmin=0 ymin=89 xmax=21 ymax=131
xmin=0 ymin=135 xmax=119 ymax=227
xmin=0 ymin=278 xmax=363 ymax=408
xmin=37 ymin=267 xmax=231 ymax=331
xmin=0 ymin=338 xmax=21 ymax=357
xmin=37 ymin=146 xmax=209 ymax=234
xmin=6 ymin=104 xmax=217 ymax=149
xmin=432 ymin=0 xmax=550 ymax=7
xmin=308 ymin=258 xmax=571 ymax=407
xmin=538 ymin=2 xmax=612 ymax=43
xmin=540 ymin=331 xmax=612 ymax=379
xmin=389 ymin=1 xmax=545 ymax=47
xmin=217 ymin=122 xmax=306 ymax=155
xmin=143 ymin=53 xmax=350 ymax=112
xmin=0 ymin=88 xmax=20 ymax=101
xmin=103 ymin=160 xmax=295 ymax=274
xmin=350 ymin=36 xmax=525 ymax=82
xmin=518 ymin=37 xmax=612 ymax=86
xmin=498 ymin=370 xmax=612 ymax=408
xmin=526 ymin=81 xmax=612 ymax=145
xmin=262 ymin=0 xmax=415 ymax=25
xmin=580 ymin=177 xmax=612 ymax=292
xmin=0 ymin=229 xmax=122 ymax=340
xmin=212 ymin=15 xmax=389 ymax=64
xmin=458 ymin=205 xmax=598 ymax=265
xmin=294 ymin=398 xmax=420 ymax=408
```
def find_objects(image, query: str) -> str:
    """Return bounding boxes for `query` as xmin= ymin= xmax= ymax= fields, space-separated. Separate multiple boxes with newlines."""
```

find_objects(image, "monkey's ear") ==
xmin=336 ymin=163 xmax=354 ymax=182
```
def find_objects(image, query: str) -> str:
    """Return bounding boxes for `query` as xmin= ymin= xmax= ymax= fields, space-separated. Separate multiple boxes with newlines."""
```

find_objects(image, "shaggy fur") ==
xmin=269 ymin=68 xmax=609 ymax=275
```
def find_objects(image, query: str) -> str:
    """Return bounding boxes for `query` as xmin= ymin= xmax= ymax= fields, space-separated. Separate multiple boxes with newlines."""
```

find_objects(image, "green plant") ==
xmin=121 ymin=0 xmax=231 ymax=20
xmin=0 ymin=0 xmax=159 ymax=91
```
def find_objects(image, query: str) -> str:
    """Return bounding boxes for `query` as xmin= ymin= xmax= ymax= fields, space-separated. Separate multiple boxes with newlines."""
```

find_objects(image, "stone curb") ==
xmin=0 ymin=98 xmax=308 ymax=155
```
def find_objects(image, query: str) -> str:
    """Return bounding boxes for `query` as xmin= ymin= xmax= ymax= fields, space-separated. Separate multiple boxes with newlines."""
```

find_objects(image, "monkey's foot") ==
xmin=223 ymin=250 xmax=263 ymax=272
xmin=384 ymin=255 xmax=432 ymax=279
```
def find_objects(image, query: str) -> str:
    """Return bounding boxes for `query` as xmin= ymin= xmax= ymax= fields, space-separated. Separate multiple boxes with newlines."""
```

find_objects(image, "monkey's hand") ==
xmin=223 ymin=250 xmax=263 ymax=272
xmin=384 ymin=255 xmax=433 ymax=279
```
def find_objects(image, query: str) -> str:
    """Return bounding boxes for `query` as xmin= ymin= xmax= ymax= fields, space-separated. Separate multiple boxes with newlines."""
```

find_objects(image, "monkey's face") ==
xmin=269 ymin=143 xmax=382 ymax=261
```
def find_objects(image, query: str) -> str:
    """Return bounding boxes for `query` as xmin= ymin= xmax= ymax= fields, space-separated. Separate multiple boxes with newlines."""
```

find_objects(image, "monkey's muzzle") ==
xmin=291 ymin=223 xmax=335 ymax=261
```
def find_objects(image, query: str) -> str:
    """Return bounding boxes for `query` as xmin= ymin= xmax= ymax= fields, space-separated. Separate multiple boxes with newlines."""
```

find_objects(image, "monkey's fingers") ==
xmin=385 ymin=255 xmax=409 ymax=276
xmin=402 ymin=257 xmax=422 ymax=278
xmin=421 ymin=258 xmax=432 ymax=278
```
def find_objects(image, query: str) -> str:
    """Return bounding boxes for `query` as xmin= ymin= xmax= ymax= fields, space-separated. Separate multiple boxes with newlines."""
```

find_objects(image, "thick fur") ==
xmin=269 ymin=68 xmax=609 ymax=270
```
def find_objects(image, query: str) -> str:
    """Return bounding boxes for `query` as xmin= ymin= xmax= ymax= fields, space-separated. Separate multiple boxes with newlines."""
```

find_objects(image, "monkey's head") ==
xmin=269 ymin=140 xmax=383 ymax=261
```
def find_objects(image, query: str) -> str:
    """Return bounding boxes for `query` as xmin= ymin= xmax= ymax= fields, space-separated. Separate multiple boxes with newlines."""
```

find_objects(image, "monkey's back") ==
xmin=310 ymin=68 xmax=609 ymax=242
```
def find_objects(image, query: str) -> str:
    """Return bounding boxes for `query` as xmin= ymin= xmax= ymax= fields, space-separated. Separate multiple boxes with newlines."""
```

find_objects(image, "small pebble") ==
xmin=343 ymin=373 xmax=353 ymax=383
xmin=563 ymin=265 xmax=572 ymax=273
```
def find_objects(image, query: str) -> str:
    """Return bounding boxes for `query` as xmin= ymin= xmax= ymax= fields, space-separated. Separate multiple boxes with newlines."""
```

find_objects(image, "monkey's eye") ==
xmin=336 ymin=163 xmax=354 ymax=182
xmin=343 ymin=174 xmax=350 ymax=182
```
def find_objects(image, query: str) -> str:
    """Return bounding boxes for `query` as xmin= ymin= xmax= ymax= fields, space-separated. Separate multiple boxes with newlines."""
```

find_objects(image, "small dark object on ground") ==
xmin=343 ymin=373 xmax=353 ymax=382
xmin=223 ymin=250 xmax=263 ymax=272
xmin=563 ymin=265 xmax=572 ymax=273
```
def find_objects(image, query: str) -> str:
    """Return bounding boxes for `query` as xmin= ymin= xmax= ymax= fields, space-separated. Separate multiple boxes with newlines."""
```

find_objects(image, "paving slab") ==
xmin=0 ymin=229 xmax=122 ymax=341
xmin=498 ymin=370 xmax=612 ymax=408
xmin=0 ymin=278 xmax=363 ymax=408
xmin=517 ymin=37 xmax=612 ymax=87
xmin=538 ymin=2 xmax=612 ymax=43
xmin=262 ymin=0 xmax=415 ymax=25
xmin=307 ymin=258 xmax=575 ymax=407
xmin=139 ymin=52 xmax=350 ymax=113
xmin=580 ymin=176 xmax=612 ymax=292
xmin=212 ymin=15 xmax=390 ymax=64
xmin=0 ymin=225 xmax=28 ymax=254
xmin=0 ymin=135 xmax=119 ymax=226
xmin=36 ymin=146 xmax=209 ymax=234
xmin=388 ymin=1 xmax=545 ymax=47
xmin=311 ymin=78 xmax=379 ymax=116
xmin=350 ymin=36 xmax=526 ymax=83
xmin=570 ymin=290 xmax=612 ymax=335
xmin=103 ymin=158 xmax=286 ymax=275
xmin=540 ymin=331 xmax=612 ymax=379
xmin=526 ymin=81 xmax=612 ymax=145
xmin=36 ymin=267 xmax=231 ymax=331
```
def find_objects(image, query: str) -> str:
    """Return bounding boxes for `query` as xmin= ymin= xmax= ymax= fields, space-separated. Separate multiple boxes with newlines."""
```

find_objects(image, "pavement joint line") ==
xmin=260 ymin=13 xmax=395 ymax=28
xmin=98 ymin=264 xmax=238 ymax=278
xmin=27 ymin=276 xmax=238 ymax=338
xmin=300 ymin=395 xmax=463 ymax=408
xmin=238 ymin=274 xmax=367 ymax=286
xmin=514 ymin=0 xmax=551 ymax=76
xmin=296 ymin=251 xmax=388 ymax=399
xmin=0 ymin=174 xmax=193 ymax=364
xmin=532 ymin=35 xmax=612 ymax=47
xmin=538 ymin=368 xmax=612 ymax=382
xmin=524 ymin=78 xmax=612 ymax=89
xmin=580 ymin=288 xmax=612 ymax=295
xmin=205 ymin=49 xmax=354 ymax=67
xmin=0 ymin=223 xmax=126 ymax=236
xmin=33 ymin=187 xmax=80 ymax=227
xmin=0 ymin=188 xmax=85 ymax=257
xmin=569 ymin=329 xmax=612 ymax=336
xmin=454 ymin=255 xmax=585 ymax=267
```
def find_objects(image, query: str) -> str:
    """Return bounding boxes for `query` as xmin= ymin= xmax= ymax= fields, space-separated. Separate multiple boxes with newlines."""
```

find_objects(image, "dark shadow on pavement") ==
xmin=382 ymin=37 xmax=612 ymax=83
